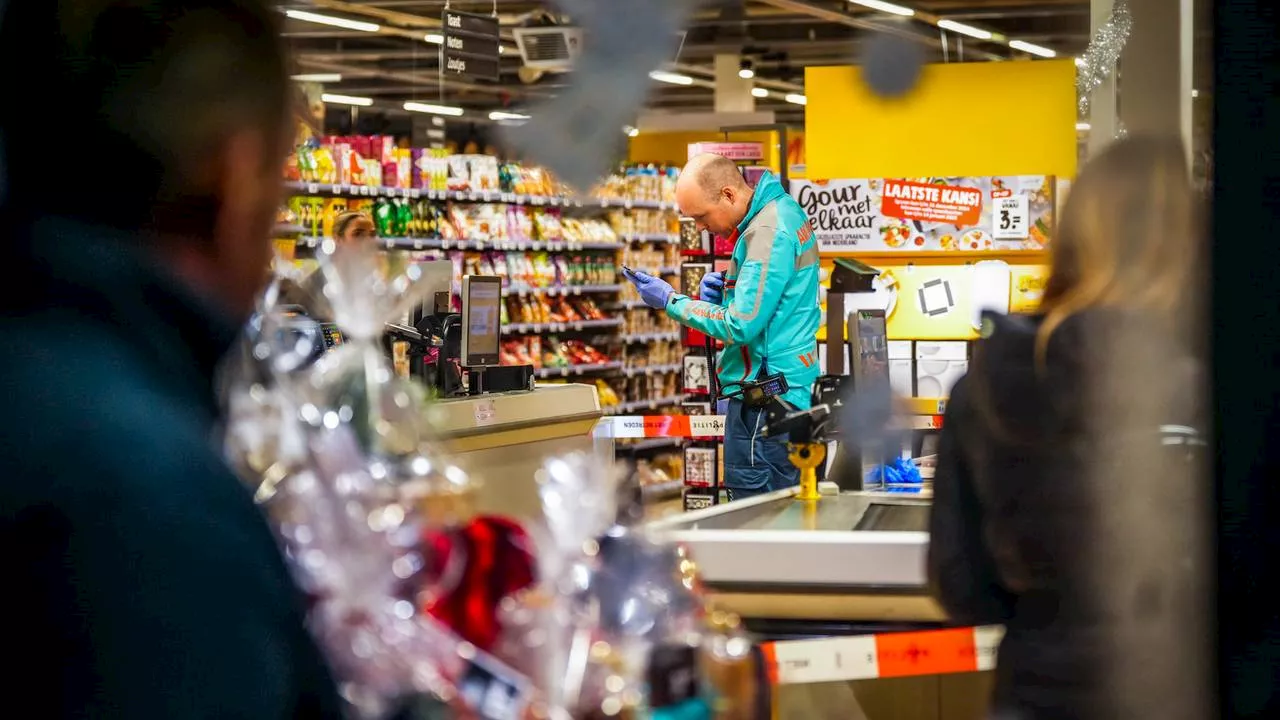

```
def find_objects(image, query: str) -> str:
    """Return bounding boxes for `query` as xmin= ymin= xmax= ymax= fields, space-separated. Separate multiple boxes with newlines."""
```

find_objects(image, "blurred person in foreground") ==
xmin=928 ymin=136 xmax=1208 ymax=719
xmin=0 ymin=1 xmax=342 ymax=717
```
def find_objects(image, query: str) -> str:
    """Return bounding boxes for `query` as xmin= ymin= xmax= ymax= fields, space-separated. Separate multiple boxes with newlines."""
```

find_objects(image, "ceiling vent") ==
xmin=512 ymin=27 xmax=584 ymax=72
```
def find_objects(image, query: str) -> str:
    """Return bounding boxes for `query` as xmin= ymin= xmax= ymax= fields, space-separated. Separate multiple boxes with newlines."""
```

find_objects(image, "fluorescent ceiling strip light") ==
xmin=848 ymin=0 xmax=915 ymax=18
xmin=489 ymin=111 xmax=530 ymax=121
xmin=285 ymin=9 xmax=380 ymax=33
xmin=739 ymin=68 xmax=755 ymax=79
xmin=404 ymin=101 xmax=465 ymax=116
xmin=752 ymin=87 xmax=769 ymax=98
xmin=1009 ymin=40 xmax=1056 ymax=58
xmin=649 ymin=71 xmax=694 ymax=85
xmin=937 ymin=19 xmax=992 ymax=40
xmin=784 ymin=93 xmax=808 ymax=106
xmin=1075 ymin=122 xmax=1091 ymax=131
xmin=424 ymin=33 xmax=444 ymax=44
xmin=321 ymin=93 xmax=373 ymax=107
xmin=292 ymin=73 xmax=342 ymax=83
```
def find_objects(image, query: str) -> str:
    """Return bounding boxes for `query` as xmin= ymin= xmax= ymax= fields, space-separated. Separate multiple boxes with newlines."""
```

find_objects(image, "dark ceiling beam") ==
xmin=751 ymin=0 xmax=1006 ymax=61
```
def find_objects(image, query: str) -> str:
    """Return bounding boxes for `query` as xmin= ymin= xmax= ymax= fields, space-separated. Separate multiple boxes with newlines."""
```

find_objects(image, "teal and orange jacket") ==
xmin=667 ymin=172 xmax=822 ymax=408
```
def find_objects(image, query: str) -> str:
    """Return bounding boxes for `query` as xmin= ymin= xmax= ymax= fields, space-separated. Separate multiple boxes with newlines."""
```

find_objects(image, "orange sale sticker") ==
xmin=881 ymin=179 xmax=984 ymax=227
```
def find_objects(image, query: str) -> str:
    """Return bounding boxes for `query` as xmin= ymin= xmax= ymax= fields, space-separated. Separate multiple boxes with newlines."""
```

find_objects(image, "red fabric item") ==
xmin=417 ymin=516 xmax=537 ymax=651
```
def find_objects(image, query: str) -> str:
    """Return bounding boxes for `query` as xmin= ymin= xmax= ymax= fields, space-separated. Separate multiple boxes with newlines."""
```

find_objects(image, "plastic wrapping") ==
xmin=222 ymin=247 xmax=763 ymax=718
xmin=222 ymin=245 xmax=495 ymax=718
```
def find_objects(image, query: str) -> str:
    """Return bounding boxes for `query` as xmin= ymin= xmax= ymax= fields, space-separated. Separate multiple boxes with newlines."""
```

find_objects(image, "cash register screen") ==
xmin=848 ymin=309 xmax=890 ymax=393
xmin=461 ymin=275 xmax=502 ymax=367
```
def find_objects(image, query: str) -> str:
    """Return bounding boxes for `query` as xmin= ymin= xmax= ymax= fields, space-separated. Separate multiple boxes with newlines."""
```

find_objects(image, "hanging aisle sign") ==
xmin=442 ymin=9 xmax=501 ymax=82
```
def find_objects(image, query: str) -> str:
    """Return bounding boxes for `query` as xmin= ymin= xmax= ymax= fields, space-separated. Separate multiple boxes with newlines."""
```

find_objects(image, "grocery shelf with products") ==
xmin=278 ymin=136 xmax=696 ymax=427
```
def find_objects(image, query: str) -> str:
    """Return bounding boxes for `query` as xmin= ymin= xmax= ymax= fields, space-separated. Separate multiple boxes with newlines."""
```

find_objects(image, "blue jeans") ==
xmin=722 ymin=397 xmax=799 ymax=501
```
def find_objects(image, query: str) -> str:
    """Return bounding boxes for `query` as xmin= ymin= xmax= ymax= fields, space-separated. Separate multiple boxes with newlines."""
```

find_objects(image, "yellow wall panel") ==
xmin=805 ymin=61 xmax=1078 ymax=180
xmin=627 ymin=130 xmax=787 ymax=171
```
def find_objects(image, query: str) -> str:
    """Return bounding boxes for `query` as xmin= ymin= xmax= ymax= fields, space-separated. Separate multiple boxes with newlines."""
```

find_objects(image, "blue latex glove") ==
xmin=623 ymin=268 xmax=675 ymax=309
xmin=698 ymin=271 xmax=725 ymax=304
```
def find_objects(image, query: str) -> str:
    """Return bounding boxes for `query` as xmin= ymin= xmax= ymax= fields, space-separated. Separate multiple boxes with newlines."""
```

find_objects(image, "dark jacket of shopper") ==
xmin=0 ymin=218 xmax=344 ymax=718
xmin=928 ymin=310 xmax=1204 ymax=720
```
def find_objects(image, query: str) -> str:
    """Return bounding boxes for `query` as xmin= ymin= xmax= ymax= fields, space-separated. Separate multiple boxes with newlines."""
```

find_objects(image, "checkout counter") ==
xmin=636 ymin=286 xmax=993 ymax=719
xmin=427 ymin=383 xmax=604 ymax=520
xmin=646 ymin=487 xmax=991 ymax=720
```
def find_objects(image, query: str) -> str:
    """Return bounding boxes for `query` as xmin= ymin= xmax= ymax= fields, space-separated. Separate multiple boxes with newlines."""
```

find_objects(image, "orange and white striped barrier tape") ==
xmin=760 ymin=625 xmax=1002 ymax=685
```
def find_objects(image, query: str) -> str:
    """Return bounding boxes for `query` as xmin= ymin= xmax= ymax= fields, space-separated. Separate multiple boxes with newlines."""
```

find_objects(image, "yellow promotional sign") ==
xmin=804 ymin=61 xmax=1078 ymax=180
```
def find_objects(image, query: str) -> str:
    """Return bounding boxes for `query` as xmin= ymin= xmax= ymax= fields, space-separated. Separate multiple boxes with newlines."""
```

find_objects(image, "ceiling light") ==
xmin=1075 ymin=122 xmax=1091 ymax=131
xmin=1009 ymin=40 xmax=1056 ymax=58
xmin=752 ymin=87 xmax=769 ymax=98
xmin=739 ymin=59 xmax=755 ymax=79
xmin=785 ymin=93 xmax=807 ymax=105
xmin=424 ymin=33 xmax=443 ymax=44
xmin=321 ymin=93 xmax=373 ymax=107
xmin=847 ymin=0 xmax=915 ymax=18
xmin=489 ymin=111 xmax=530 ymax=121
xmin=285 ymin=9 xmax=380 ymax=33
xmin=404 ymin=101 xmax=465 ymax=116
xmin=292 ymin=73 xmax=342 ymax=83
xmin=649 ymin=71 xmax=694 ymax=85
xmin=937 ymin=19 xmax=992 ymax=40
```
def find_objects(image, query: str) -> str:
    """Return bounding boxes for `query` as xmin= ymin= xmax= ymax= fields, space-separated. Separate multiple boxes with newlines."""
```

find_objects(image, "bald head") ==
xmin=676 ymin=153 xmax=754 ymax=236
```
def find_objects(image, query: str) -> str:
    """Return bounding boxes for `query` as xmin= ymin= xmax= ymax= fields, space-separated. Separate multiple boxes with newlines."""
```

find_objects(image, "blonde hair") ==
xmin=1035 ymin=137 xmax=1200 ymax=366
xmin=333 ymin=210 xmax=372 ymax=240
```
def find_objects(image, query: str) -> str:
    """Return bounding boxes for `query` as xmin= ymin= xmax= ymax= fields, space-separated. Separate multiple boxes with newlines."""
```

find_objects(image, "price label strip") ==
xmin=595 ymin=415 xmax=727 ymax=440
xmin=759 ymin=625 xmax=1004 ymax=686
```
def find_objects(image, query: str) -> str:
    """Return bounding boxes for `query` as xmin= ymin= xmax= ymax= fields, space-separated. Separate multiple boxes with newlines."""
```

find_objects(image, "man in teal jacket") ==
xmin=624 ymin=154 xmax=821 ymax=499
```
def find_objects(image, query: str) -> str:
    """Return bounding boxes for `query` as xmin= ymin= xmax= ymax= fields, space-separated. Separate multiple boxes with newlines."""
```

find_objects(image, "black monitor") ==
xmin=461 ymin=275 xmax=502 ymax=368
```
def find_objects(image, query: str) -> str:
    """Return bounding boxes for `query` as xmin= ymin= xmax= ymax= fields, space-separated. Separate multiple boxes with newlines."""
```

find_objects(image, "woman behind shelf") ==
xmin=278 ymin=211 xmax=376 ymax=312
xmin=927 ymin=136 xmax=1209 ymax=720
xmin=333 ymin=210 xmax=376 ymax=247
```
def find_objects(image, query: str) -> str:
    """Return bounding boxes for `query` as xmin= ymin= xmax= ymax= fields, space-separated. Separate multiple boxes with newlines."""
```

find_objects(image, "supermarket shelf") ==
xmin=620 ymin=332 xmax=681 ymax=344
xmin=622 ymin=362 xmax=683 ymax=377
xmin=604 ymin=394 xmax=687 ymax=415
xmin=534 ymin=361 xmax=625 ymax=379
xmin=285 ymin=181 xmax=677 ymax=211
xmin=503 ymin=318 xmax=622 ymax=335
xmin=640 ymin=479 xmax=685 ymax=500
xmin=297 ymin=236 xmax=623 ymax=252
xmin=503 ymin=284 xmax=623 ymax=297
xmin=610 ymin=299 xmax=654 ymax=310
xmin=620 ymin=233 xmax=679 ymax=244
xmin=273 ymin=223 xmax=306 ymax=236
